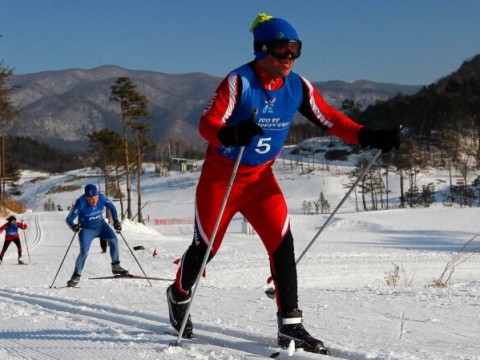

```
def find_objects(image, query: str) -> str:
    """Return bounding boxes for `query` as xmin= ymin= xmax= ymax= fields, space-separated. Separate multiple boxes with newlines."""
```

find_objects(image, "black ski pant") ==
xmin=0 ymin=237 xmax=22 ymax=259
xmin=176 ymin=224 xmax=298 ymax=312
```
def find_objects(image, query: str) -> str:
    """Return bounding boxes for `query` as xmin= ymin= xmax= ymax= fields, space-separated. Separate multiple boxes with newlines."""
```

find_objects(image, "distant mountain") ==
xmin=434 ymin=54 xmax=480 ymax=91
xmin=359 ymin=54 xmax=480 ymax=134
xmin=9 ymin=65 xmax=421 ymax=150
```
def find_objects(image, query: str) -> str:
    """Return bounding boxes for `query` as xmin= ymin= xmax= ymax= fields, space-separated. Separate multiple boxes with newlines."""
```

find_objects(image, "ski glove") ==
xmin=72 ymin=224 xmax=81 ymax=232
xmin=357 ymin=127 xmax=400 ymax=153
xmin=217 ymin=120 xmax=264 ymax=147
xmin=113 ymin=220 xmax=122 ymax=232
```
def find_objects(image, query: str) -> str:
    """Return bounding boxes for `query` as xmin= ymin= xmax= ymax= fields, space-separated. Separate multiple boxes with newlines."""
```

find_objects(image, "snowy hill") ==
xmin=0 ymin=145 xmax=479 ymax=359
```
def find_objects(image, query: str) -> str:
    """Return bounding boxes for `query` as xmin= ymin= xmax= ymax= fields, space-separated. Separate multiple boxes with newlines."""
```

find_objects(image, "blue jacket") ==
xmin=66 ymin=194 xmax=118 ymax=230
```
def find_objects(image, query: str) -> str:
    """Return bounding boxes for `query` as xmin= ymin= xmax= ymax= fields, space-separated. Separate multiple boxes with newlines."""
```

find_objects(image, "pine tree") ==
xmin=0 ymin=60 xmax=20 ymax=200
xmin=88 ymin=129 xmax=124 ymax=218
xmin=319 ymin=191 xmax=330 ymax=214
xmin=110 ymin=77 xmax=151 ymax=220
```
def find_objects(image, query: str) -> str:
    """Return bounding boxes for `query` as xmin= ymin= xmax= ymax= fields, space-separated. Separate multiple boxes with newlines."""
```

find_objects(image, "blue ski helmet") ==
xmin=84 ymin=184 xmax=98 ymax=197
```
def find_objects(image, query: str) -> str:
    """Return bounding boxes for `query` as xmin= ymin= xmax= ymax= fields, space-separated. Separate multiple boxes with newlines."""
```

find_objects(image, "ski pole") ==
xmin=174 ymin=146 xmax=245 ymax=345
xmin=296 ymin=149 xmax=382 ymax=264
xmin=22 ymin=228 xmax=32 ymax=264
xmin=265 ymin=149 xmax=382 ymax=297
xmin=173 ymin=108 xmax=257 ymax=346
xmin=117 ymin=231 xmax=152 ymax=287
xmin=49 ymin=232 xmax=77 ymax=288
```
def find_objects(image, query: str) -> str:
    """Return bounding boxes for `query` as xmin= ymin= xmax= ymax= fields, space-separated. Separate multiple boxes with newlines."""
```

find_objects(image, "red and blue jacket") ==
xmin=200 ymin=61 xmax=363 ymax=166
xmin=0 ymin=221 xmax=27 ymax=241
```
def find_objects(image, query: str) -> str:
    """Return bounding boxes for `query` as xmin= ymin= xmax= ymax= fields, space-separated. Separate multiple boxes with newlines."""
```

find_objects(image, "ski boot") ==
xmin=111 ymin=262 xmax=129 ymax=276
xmin=277 ymin=309 xmax=331 ymax=355
xmin=166 ymin=284 xmax=194 ymax=338
xmin=67 ymin=273 xmax=81 ymax=287
xmin=18 ymin=257 xmax=25 ymax=265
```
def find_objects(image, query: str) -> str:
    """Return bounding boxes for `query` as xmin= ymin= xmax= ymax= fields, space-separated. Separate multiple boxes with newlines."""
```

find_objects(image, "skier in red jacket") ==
xmin=166 ymin=13 xmax=400 ymax=354
xmin=0 ymin=215 xmax=27 ymax=265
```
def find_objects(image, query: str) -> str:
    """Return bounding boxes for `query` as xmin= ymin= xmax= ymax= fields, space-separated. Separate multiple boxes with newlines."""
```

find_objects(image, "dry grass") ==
xmin=29 ymin=176 xmax=49 ymax=184
xmin=385 ymin=263 xmax=416 ymax=287
xmin=0 ymin=198 xmax=27 ymax=218
xmin=46 ymin=185 xmax=82 ymax=194
xmin=429 ymin=235 xmax=480 ymax=288
xmin=64 ymin=175 xmax=99 ymax=183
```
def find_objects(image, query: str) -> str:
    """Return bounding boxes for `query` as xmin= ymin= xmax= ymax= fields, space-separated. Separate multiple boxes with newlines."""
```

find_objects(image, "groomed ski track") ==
xmin=3 ymin=207 xmax=479 ymax=359
xmin=0 ymin=212 xmax=350 ymax=359
xmin=0 ymin=287 xmax=345 ymax=359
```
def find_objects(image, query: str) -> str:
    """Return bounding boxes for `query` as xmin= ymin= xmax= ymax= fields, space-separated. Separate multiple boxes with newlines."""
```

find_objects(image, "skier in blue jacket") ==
xmin=65 ymin=184 xmax=128 ymax=287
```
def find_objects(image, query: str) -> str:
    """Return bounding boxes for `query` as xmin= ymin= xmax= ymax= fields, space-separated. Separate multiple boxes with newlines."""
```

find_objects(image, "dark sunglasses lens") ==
xmin=269 ymin=41 xmax=301 ymax=59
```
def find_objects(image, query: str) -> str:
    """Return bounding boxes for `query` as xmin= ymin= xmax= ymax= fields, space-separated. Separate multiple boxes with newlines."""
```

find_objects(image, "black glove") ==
xmin=72 ymin=224 xmax=81 ymax=233
xmin=217 ymin=119 xmax=264 ymax=147
xmin=358 ymin=127 xmax=400 ymax=153
xmin=113 ymin=220 xmax=122 ymax=232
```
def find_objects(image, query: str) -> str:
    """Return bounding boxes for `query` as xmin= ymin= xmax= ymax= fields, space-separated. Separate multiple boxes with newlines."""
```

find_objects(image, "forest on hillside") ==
xmin=2 ymin=55 xmax=479 ymax=214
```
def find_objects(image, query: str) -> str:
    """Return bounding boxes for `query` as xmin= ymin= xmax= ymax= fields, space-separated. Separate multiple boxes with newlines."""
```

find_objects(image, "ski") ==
xmin=270 ymin=348 xmax=333 ymax=358
xmin=268 ymin=350 xmax=315 ymax=359
xmin=0 ymin=262 xmax=30 ymax=265
xmin=53 ymin=285 xmax=81 ymax=289
xmin=165 ymin=330 xmax=333 ymax=358
xmin=163 ymin=330 xmax=324 ymax=358
xmin=88 ymin=274 xmax=174 ymax=281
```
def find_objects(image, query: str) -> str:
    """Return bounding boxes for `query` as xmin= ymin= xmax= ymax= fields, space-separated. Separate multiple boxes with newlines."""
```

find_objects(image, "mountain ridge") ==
xmin=10 ymin=65 xmax=421 ymax=150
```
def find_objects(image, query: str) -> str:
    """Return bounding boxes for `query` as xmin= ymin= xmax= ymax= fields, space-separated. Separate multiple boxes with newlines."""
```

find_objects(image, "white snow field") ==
xmin=0 ymin=147 xmax=479 ymax=359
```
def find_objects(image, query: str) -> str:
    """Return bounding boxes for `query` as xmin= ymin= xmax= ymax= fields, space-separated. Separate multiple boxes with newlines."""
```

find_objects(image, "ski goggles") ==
xmin=254 ymin=39 xmax=302 ymax=60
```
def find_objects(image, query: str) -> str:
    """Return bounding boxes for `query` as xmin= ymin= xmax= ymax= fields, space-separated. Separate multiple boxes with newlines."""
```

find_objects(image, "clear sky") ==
xmin=1 ymin=0 xmax=479 ymax=85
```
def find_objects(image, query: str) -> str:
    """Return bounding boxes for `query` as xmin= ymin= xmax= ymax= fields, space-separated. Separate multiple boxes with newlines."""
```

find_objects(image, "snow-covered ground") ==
xmin=1 ymin=146 xmax=479 ymax=359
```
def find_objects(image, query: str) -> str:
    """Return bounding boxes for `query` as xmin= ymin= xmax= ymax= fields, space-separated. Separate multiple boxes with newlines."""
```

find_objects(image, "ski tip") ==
xmin=53 ymin=285 xmax=80 ymax=289
xmin=269 ymin=352 xmax=281 ymax=358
